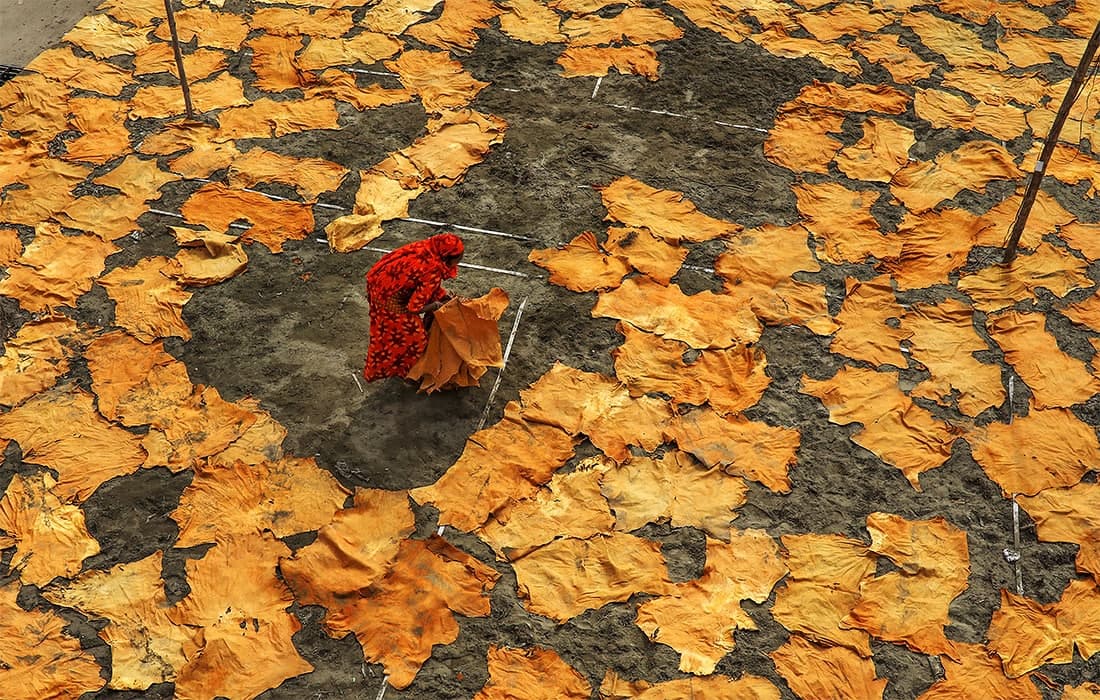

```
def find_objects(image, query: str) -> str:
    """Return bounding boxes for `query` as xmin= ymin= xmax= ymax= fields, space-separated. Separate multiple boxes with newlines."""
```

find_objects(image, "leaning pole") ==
xmin=1002 ymin=20 xmax=1100 ymax=264
xmin=163 ymin=0 xmax=194 ymax=119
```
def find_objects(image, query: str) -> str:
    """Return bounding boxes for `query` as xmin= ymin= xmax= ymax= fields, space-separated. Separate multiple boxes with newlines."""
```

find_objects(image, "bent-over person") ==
xmin=362 ymin=233 xmax=464 ymax=382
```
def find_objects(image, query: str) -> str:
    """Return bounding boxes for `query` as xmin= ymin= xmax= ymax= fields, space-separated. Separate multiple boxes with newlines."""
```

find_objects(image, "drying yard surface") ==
xmin=2 ymin=0 xmax=1100 ymax=698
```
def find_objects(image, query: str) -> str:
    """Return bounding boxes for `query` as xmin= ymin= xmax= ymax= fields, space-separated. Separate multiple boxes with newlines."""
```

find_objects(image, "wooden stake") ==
xmin=163 ymin=0 xmax=194 ymax=119
xmin=1003 ymin=21 xmax=1100 ymax=263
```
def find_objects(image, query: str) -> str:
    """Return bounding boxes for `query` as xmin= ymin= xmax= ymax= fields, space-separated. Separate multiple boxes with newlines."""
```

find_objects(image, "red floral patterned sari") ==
xmin=362 ymin=233 xmax=464 ymax=381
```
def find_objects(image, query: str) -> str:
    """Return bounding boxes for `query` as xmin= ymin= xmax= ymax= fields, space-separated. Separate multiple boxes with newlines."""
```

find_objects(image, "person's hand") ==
xmin=423 ymin=300 xmax=446 ymax=313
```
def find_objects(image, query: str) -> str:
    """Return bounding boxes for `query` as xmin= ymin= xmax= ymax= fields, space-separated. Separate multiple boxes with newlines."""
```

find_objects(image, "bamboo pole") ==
xmin=1003 ymin=22 xmax=1100 ymax=263
xmin=163 ymin=0 xmax=194 ymax=119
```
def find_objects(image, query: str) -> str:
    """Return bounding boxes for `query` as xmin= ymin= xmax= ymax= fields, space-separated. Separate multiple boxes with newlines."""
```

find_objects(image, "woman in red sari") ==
xmin=363 ymin=233 xmax=465 ymax=382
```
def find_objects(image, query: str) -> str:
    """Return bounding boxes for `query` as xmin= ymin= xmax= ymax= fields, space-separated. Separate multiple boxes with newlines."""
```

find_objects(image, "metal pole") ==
xmin=477 ymin=296 xmax=528 ymax=431
xmin=163 ymin=0 xmax=194 ymax=119
xmin=1012 ymin=498 xmax=1024 ymax=595
xmin=1003 ymin=20 xmax=1100 ymax=263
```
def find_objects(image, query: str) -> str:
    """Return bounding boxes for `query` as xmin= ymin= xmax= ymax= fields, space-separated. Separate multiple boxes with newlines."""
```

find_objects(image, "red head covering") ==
xmin=429 ymin=233 xmax=464 ymax=260
xmin=366 ymin=232 xmax=465 ymax=292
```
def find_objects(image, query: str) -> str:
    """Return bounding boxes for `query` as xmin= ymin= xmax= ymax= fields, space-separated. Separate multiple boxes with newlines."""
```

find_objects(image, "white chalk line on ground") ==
xmin=400 ymin=216 xmax=536 ymax=242
xmin=148 ymin=207 xmax=533 ymax=278
xmin=153 ymin=194 xmax=715 ymax=279
xmin=344 ymin=68 xmax=398 ymax=78
xmin=602 ymin=102 xmax=768 ymax=133
xmin=322 ymin=62 xmax=769 ymax=132
xmin=189 ymin=177 xmax=537 ymax=243
xmin=357 ymin=245 xmax=530 ymax=278
xmin=153 ymin=177 xmax=539 ymax=277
